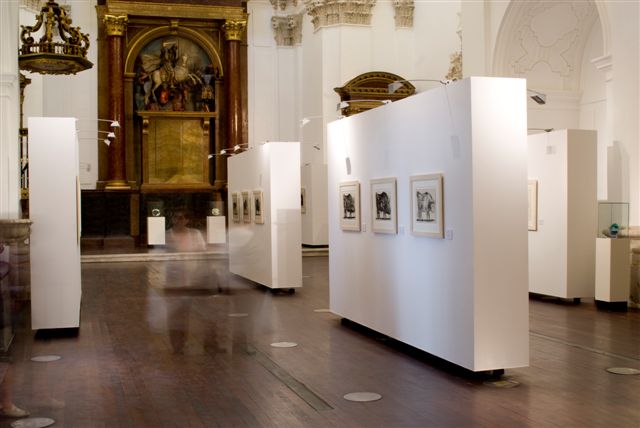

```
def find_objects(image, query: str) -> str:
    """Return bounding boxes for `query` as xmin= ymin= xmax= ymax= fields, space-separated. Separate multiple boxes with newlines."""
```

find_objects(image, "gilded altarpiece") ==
xmin=89 ymin=1 xmax=247 ymax=246
xmin=134 ymin=34 xmax=220 ymax=191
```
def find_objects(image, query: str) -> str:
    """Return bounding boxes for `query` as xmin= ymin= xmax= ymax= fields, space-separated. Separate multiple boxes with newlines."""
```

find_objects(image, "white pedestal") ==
xmin=29 ymin=117 xmax=82 ymax=330
xmin=207 ymin=216 xmax=226 ymax=244
xmin=147 ymin=217 xmax=166 ymax=245
xmin=596 ymin=237 xmax=630 ymax=302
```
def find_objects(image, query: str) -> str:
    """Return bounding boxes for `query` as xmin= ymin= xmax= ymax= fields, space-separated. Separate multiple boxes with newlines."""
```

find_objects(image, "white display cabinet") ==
xmin=328 ymin=77 xmax=529 ymax=372
xmin=528 ymin=129 xmax=598 ymax=301
xmin=228 ymin=142 xmax=302 ymax=290
xmin=28 ymin=117 xmax=82 ymax=330
xmin=595 ymin=202 xmax=630 ymax=309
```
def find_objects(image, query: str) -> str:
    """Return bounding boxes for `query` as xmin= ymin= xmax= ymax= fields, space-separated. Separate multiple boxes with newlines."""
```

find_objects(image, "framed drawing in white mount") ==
xmin=253 ymin=190 xmax=264 ymax=224
xmin=370 ymin=177 xmax=397 ymax=234
xmin=339 ymin=181 xmax=361 ymax=231
xmin=231 ymin=193 xmax=240 ymax=223
xmin=241 ymin=191 xmax=251 ymax=223
xmin=528 ymin=179 xmax=538 ymax=231
xmin=410 ymin=174 xmax=444 ymax=238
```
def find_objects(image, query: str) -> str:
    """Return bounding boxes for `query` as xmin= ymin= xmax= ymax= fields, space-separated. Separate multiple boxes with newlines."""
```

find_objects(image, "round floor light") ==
xmin=343 ymin=392 xmax=382 ymax=402
xmin=606 ymin=367 xmax=640 ymax=375
xmin=270 ymin=342 xmax=298 ymax=348
xmin=11 ymin=417 xmax=56 ymax=428
xmin=30 ymin=355 xmax=61 ymax=362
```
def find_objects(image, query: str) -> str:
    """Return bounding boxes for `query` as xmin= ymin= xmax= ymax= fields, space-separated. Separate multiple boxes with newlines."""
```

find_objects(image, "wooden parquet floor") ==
xmin=2 ymin=257 xmax=639 ymax=427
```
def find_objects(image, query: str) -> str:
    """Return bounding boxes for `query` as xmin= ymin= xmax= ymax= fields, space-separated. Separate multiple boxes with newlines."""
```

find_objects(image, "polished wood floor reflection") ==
xmin=3 ymin=257 xmax=640 ymax=427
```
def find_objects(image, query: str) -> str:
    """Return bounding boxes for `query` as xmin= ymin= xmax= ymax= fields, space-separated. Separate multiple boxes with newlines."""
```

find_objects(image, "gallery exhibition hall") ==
xmin=0 ymin=0 xmax=639 ymax=426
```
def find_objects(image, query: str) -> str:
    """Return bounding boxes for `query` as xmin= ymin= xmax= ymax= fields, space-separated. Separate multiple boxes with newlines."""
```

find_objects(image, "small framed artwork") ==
xmin=370 ymin=177 xmax=397 ymax=234
xmin=241 ymin=191 xmax=251 ymax=223
xmin=528 ymin=179 xmax=538 ymax=231
xmin=339 ymin=181 xmax=361 ymax=231
xmin=301 ymin=187 xmax=307 ymax=214
xmin=253 ymin=190 xmax=264 ymax=224
xmin=231 ymin=193 xmax=240 ymax=223
xmin=410 ymin=174 xmax=444 ymax=238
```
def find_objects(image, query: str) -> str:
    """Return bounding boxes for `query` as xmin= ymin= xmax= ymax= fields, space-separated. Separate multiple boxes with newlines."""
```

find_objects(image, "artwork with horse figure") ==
xmin=339 ymin=181 xmax=361 ymax=231
xmin=410 ymin=174 xmax=444 ymax=238
xmin=253 ymin=190 xmax=264 ymax=224
xmin=371 ymin=178 xmax=397 ymax=234
xmin=241 ymin=191 xmax=251 ymax=223
xmin=301 ymin=188 xmax=307 ymax=214
xmin=134 ymin=37 xmax=219 ymax=112
xmin=231 ymin=193 xmax=240 ymax=223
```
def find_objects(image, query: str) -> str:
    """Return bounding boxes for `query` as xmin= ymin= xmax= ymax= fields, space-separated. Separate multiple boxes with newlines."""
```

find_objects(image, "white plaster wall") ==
xmin=579 ymin=20 xmax=607 ymax=200
xmin=0 ymin=0 xmax=20 ymax=218
xmin=607 ymin=2 xmax=639 ymax=223
xmin=328 ymin=77 xmax=529 ymax=371
xmin=247 ymin=0 xmax=278 ymax=147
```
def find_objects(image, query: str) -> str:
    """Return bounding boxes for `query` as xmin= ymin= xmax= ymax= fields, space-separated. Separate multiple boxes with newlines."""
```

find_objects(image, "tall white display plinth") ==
xmin=301 ymin=164 xmax=328 ymax=246
xmin=207 ymin=216 xmax=226 ymax=244
xmin=228 ymin=142 xmax=302 ymax=290
xmin=595 ymin=238 xmax=630 ymax=304
xmin=147 ymin=217 xmax=166 ymax=245
xmin=29 ymin=117 xmax=82 ymax=330
xmin=528 ymin=129 xmax=597 ymax=299
xmin=328 ymin=77 xmax=529 ymax=372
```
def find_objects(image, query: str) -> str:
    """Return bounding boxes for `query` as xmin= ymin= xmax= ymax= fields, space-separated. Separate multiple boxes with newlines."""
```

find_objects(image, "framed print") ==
xmin=339 ymin=181 xmax=361 ymax=231
xmin=231 ymin=193 xmax=240 ymax=223
xmin=241 ymin=191 xmax=251 ymax=223
xmin=253 ymin=190 xmax=264 ymax=224
xmin=370 ymin=177 xmax=397 ymax=234
xmin=301 ymin=187 xmax=307 ymax=214
xmin=528 ymin=179 xmax=538 ymax=231
xmin=410 ymin=174 xmax=444 ymax=238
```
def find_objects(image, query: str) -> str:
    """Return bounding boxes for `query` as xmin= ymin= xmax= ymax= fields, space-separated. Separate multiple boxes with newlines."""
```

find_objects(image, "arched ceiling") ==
xmin=493 ymin=0 xmax=599 ymax=92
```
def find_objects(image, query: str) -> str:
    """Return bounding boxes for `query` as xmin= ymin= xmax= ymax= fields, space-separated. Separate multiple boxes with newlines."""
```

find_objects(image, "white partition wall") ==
xmin=228 ymin=142 xmax=302 ymax=289
xmin=301 ymin=164 xmax=328 ymax=246
xmin=29 ymin=117 xmax=82 ymax=330
xmin=327 ymin=77 xmax=529 ymax=372
xmin=528 ymin=130 xmax=597 ymax=299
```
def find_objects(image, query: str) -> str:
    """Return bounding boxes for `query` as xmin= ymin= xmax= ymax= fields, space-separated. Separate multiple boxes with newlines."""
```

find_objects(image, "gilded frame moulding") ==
xmin=104 ymin=15 xmax=128 ymax=37
xmin=106 ymin=1 xmax=247 ymax=21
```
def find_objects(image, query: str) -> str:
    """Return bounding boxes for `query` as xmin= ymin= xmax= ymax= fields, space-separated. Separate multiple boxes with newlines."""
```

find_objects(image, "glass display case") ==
xmin=597 ymin=202 xmax=629 ymax=238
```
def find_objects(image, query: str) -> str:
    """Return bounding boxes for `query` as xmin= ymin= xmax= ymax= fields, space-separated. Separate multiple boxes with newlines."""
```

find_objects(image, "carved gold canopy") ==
xmin=334 ymin=71 xmax=415 ymax=117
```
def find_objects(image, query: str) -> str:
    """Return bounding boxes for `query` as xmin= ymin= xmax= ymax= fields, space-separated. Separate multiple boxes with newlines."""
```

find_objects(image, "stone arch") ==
xmin=492 ymin=0 xmax=601 ymax=92
xmin=124 ymin=26 xmax=223 ymax=78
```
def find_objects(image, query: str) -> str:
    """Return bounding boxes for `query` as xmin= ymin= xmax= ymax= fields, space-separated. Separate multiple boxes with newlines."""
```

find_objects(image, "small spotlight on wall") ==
xmin=527 ymin=89 xmax=547 ymax=105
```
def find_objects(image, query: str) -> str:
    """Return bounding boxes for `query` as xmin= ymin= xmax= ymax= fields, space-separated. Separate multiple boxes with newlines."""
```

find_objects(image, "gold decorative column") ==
xmin=103 ymin=15 xmax=129 ymax=189
xmin=222 ymin=19 xmax=246 ymax=184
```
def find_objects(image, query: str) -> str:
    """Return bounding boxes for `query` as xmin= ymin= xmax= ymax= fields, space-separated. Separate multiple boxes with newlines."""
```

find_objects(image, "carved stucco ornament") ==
xmin=271 ymin=14 xmax=303 ymax=46
xmin=393 ymin=0 xmax=414 ymax=28
xmin=304 ymin=0 xmax=377 ymax=31
xmin=270 ymin=0 xmax=298 ymax=11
